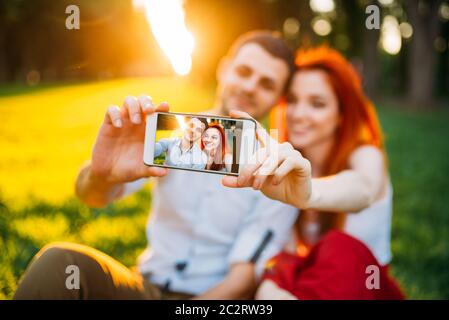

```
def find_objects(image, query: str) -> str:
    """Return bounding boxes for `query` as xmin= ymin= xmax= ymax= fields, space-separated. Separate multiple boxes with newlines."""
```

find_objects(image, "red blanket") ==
xmin=262 ymin=230 xmax=405 ymax=300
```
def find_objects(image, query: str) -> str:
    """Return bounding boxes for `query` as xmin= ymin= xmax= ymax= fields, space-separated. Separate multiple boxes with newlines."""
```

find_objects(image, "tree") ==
xmin=406 ymin=0 xmax=443 ymax=106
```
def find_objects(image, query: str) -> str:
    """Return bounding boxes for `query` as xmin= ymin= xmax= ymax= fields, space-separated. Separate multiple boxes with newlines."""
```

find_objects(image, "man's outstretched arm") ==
xmin=192 ymin=262 xmax=257 ymax=300
xmin=154 ymin=138 xmax=174 ymax=157
xmin=75 ymin=162 xmax=125 ymax=208
xmin=75 ymin=96 xmax=169 ymax=208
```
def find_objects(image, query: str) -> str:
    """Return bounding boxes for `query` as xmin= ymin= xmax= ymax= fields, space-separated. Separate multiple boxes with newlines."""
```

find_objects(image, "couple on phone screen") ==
xmin=154 ymin=116 xmax=232 ymax=172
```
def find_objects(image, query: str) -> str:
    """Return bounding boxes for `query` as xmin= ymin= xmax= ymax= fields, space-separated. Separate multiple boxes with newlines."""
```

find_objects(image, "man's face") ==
xmin=217 ymin=43 xmax=290 ymax=120
xmin=184 ymin=118 xmax=205 ymax=143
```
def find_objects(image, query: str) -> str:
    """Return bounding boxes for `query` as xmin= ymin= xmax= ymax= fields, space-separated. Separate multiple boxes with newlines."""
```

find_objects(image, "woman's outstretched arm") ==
xmin=308 ymin=145 xmax=386 ymax=213
xmin=222 ymin=111 xmax=386 ymax=213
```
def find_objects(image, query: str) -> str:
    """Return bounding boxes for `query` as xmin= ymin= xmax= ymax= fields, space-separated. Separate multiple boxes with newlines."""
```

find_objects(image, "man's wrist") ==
xmin=77 ymin=165 xmax=124 ymax=207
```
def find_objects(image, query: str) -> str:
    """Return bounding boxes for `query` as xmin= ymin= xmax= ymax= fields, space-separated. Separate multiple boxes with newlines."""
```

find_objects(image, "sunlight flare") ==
xmin=134 ymin=0 xmax=195 ymax=75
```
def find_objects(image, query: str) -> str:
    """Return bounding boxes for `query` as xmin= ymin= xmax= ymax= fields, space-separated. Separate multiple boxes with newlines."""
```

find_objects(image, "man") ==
xmin=154 ymin=117 xmax=207 ymax=170
xmin=14 ymin=30 xmax=298 ymax=300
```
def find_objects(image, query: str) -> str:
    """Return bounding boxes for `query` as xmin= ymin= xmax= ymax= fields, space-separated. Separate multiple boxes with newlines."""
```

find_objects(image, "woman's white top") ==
xmin=343 ymin=182 xmax=393 ymax=266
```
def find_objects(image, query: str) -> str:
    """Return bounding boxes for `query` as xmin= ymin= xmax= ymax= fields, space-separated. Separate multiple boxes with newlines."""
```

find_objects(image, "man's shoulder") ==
xmin=158 ymin=137 xmax=179 ymax=144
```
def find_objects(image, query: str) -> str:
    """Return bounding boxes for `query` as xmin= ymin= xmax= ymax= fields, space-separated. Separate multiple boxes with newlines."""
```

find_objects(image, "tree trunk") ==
xmin=362 ymin=3 xmax=380 ymax=100
xmin=406 ymin=0 xmax=442 ymax=107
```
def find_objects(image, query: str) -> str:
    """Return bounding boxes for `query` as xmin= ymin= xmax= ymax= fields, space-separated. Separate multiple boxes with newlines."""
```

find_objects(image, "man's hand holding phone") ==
xmin=76 ymin=95 xmax=171 ymax=208
xmin=90 ymin=95 xmax=169 ymax=185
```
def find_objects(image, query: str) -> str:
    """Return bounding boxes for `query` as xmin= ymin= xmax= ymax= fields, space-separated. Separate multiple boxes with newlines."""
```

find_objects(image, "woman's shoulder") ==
xmin=351 ymin=144 xmax=384 ymax=158
xmin=349 ymin=144 xmax=385 ymax=169
xmin=349 ymin=144 xmax=389 ymax=202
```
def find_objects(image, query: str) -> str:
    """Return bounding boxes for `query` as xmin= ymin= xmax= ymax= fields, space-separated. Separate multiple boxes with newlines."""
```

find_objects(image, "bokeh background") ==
xmin=1 ymin=0 xmax=448 ymax=299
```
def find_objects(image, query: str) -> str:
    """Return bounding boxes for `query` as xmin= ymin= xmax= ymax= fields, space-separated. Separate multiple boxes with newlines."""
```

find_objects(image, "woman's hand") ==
xmin=222 ymin=110 xmax=313 ymax=210
xmin=255 ymin=280 xmax=298 ymax=300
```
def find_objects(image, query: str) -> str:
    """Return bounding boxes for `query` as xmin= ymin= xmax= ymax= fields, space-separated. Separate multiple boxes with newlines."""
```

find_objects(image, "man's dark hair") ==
xmin=187 ymin=116 xmax=208 ymax=130
xmin=226 ymin=30 xmax=296 ymax=90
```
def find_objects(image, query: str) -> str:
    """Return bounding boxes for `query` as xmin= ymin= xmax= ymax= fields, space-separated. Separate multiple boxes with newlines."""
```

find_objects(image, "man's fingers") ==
xmin=124 ymin=96 xmax=142 ymax=124
xmin=155 ymin=101 xmax=170 ymax=112
xmin=137 ymin=95 xmax=169 ymax=118
xmin=105 ymin=95 xmax=171 ymax=129
xmin=106 ymin=105 xmax=122 ymax=128
xmin=138 ymin=95 xmax=154 ymax=113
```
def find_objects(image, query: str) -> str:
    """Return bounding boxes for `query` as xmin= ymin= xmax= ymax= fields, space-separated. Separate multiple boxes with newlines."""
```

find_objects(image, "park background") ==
xmin=1 ymin=0 xmax=448 ymax=299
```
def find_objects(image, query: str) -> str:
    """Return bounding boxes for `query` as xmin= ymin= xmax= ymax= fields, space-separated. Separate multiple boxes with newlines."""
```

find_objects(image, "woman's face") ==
xmin=202 ymin=128 xmax=221 ymax=151
xmin=286 ymin=69 xmax=341 ymax=150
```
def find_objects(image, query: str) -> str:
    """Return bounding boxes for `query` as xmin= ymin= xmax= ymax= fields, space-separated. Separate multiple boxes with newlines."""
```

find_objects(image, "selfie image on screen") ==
xmin=153 ymin=114 xmax=245 ymax=174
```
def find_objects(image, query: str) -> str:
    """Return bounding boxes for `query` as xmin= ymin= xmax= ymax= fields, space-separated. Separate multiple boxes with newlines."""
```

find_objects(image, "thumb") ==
xmin=144 ymin=166 xmax=168 ymax=177
xmin=221 ymin=176 xmax=239 ymax=188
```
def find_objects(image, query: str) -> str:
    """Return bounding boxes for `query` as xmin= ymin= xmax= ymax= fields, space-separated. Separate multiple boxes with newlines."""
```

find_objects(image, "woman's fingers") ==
xmin=271 ymin=156 xmax=298 ymax=185
xmin=106 ymin=105 xmax=122 ymax=128
xmin=221 ymin=174 xmax=257 ymax=188
xmin=252 ymin=154 xmax=281 ymax=190
xmin=239 ymin=142 xmax=301 ymax=190
xmin=251 ymin=143 xmax=291 ymax=189
xmin=221 ymin=148 xmax=267 ymax=188
xmin=238 ymin=148 xmax=268 ymax=186
xmin=229 ymin=110 xmax=278 ymax=151
xmin=229 ymin=109 xmax=251 ymax=119
xmin=221 ymin=175 xmax=239 ymax=188
xmin=272 ymin=151 xmax=311 ymax=185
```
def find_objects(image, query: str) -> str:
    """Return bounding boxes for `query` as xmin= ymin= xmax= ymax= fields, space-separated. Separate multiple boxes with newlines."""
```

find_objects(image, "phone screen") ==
xmin=146 ymin=112 xmax=256 ymax=175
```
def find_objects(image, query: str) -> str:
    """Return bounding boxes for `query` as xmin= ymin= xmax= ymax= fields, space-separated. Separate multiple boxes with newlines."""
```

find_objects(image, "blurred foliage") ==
xmin=1 ymin=0 xmax=448 ymax=103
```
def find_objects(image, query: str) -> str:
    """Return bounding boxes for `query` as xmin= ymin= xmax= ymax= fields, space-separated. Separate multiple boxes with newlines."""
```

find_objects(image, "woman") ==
xmin=223 ymin=46 xmax=404 ymax=300
xmin=201 ymin=123 xmax=232 ymax=172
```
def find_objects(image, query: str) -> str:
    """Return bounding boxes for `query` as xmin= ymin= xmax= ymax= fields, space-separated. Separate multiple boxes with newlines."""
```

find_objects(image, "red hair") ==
xmin=270 ymin=45 xmax=387 ymax=241
xmin=201 ymin=123 xmax=226 ymax=171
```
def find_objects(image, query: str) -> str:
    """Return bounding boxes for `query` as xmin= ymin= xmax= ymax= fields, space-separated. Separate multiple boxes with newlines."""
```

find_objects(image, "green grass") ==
xmin=0 ymin=79 xmax=448 ymax=299
xmin=378 ymin=106 xmax=449 ymax=299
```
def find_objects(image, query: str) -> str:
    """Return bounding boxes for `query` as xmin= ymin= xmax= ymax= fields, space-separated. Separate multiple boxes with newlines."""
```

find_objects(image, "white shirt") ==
xmin=154 ymin=138 xmax=207 ymax=170
xmin=123 ymin=169 xmax=298 ymax=295
xmin=344 ymin=182 xmax=394 ymax=265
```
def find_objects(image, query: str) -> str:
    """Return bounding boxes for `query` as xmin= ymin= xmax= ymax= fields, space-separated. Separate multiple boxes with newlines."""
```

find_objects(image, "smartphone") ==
xmin=143 ymin=111 xmax=257 ymax=176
